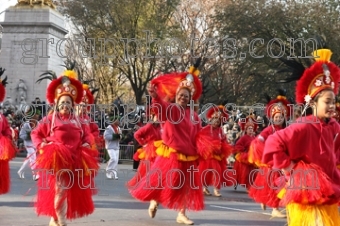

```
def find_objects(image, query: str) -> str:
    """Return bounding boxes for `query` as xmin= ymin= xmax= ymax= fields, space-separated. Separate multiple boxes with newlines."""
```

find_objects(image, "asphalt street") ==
xmin=0 ymin=158 xmax=287 ymax=226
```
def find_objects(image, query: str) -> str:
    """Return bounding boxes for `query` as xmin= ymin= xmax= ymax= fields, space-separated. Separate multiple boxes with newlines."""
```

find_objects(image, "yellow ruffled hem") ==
xmin=235 ymin=153 xmax=248 ymax=164
xmin=154 ymin=140 xmax=199 ymax=162
xmin=138 ymin=150 xmax=146 ymax=160
xmin=286 ymin=203 xmax=340 ymax=226
xmin=212 ymin=154 xmax=222 ymax=161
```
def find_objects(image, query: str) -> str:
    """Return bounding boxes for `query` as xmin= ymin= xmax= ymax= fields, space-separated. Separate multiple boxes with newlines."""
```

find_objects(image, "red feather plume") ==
xmin=84 ymin=88 xmax=94 ymax=105
xmin=151 ymin=72 xmax=202 ymax=102
xmin=46 ymin=77 xmax=83 ymax=104
xmin=0 ymin=84 xmax=5 ymax=103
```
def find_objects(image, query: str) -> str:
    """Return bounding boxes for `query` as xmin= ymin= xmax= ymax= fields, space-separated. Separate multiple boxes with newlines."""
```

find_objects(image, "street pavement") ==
xmin=0 ymin=158 xmax=287 ymax=226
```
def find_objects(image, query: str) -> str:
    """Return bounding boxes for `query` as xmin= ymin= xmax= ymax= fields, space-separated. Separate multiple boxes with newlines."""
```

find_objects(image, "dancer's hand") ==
xmin=82 ymin=143 xmax=91 ymax=148
xmin=281 ymin=161 xmax=295 ymax=176
xmin=40 ymin=141 xmax=52 ymax=148
xmin=147 ymin=84 xmax=157 ymax=98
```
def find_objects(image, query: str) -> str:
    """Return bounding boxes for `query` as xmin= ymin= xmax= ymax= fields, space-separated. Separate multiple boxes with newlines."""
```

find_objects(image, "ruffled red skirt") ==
xmin=248 ymin=167 xmax=284 ymax=208
xmin=198 ymin=157 xmax=227 ymax=189
xmin=278 ymin=161 xmax=340 ymax=226
xmin=278 ymin=161 xmax=338 ymax=206
xmin=0 ymin=136 xmax=17 ymax=161
xmin=129 ymin=142 xmax=159 ymax=188
xmin=129 ymin=151 xmax=204 ymax=211
xmin=0 ymin=136 xmax=17 ymax=195
xmin=248 ymin=138 xmax=265 ymax=167
xmin=232 ymin=160 xmax=257 ymax=189
xmin=0 ymin=160 xmax=10 ymax=194
xmin=35 ymin=144 xmax=99 ymax=219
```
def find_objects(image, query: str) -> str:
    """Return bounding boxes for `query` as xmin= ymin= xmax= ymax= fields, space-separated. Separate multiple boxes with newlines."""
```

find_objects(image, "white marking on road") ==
xmin=210 ymin=205 xmax=272 ymax=216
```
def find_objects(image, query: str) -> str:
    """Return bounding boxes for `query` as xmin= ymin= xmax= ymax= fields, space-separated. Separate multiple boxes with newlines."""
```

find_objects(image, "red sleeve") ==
xmin=82 ymin=123 xmax=92 ymax=145
xmin=221 ymin=139 xmax=233 ymax=157
xmin=259 ymin=126 xmax=274 ymax=141
xmin=233 ymin=136 xmax=247 ymax=153
xmin=152 ymin=97 xmax=183 ymax=123
xmin=134 ymin=123 xmax=151 ymax=145
xmin=1 ymin=115 xmax=12 ymax=139
xmin=196 ymin=112 xmax=202 ymax=131
xmin=31 ymin=116 xmax=51 ymax=149
xmin=262 ymin=125 xmax=302 ymax=169
xmin=90 ymin=122 xmax=100 ymax=137
xmin=333 ymin=123 xmax=340 ymax=165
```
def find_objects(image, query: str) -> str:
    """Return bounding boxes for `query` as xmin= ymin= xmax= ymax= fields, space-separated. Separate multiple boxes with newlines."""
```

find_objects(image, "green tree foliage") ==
xmin=214 ymin=0 xmax=340 ymax=105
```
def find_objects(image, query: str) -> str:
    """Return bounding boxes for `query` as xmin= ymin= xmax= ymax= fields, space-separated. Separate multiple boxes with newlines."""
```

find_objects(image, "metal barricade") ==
xmin=118 ymin=144 xmax=135 ymax=161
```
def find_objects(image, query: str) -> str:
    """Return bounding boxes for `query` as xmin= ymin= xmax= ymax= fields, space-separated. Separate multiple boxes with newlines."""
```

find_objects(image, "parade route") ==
xmin=0 ymin=158 xmax=287 ymax=226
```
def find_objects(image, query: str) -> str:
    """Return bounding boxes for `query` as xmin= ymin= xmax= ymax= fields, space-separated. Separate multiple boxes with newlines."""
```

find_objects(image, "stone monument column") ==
xmin=0 ymin=1 xmax=67 ymax=105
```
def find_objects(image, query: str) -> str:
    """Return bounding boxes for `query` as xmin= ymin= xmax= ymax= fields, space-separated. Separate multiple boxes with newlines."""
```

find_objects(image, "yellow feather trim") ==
xmin=188 ymin=66 xmax=200 ymax=76
xmin=83 ymin=84 xmax=89 ymax=90
xmin=63 ymin=70 xmax=78 ymax=79
xmin=154 ymin=141 xmax=199 ymax=161
xmin=312 ymin=49 xmax=332 ymax=62
xmin=213 ymin=154 xmax=222 ymax=161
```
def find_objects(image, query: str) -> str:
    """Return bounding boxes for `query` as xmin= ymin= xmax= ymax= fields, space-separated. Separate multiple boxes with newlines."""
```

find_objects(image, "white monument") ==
xmin=0 ymin=1 xmax=67 ymax=106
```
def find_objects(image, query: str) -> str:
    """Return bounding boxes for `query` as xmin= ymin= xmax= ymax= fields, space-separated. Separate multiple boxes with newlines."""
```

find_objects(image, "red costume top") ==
xmin=234 ymin=134 xmax=254 ymax=153
xmin=0 ymin=115 xmax=12 ymax=140
xmin=233 ymin=134 xmax=255 ymax=163
xmin=258 ymin=125 xmax=283 ymax=142
xmin=0 ymin=114 xmax=15 ymax=161
xmin=77 ymin=115 xmax=99 ymax=137
xmin=133 ymin=122 xmax=162 ymax=161
xmin=153 ymin=97 xmax=201 ymax=156
xmin=262 ymin=115 xmax=340 ymax=198
xmin=335 ymin=131 xmax=340 ymax=168
xmin=248 ymin=124 xmax=284 ymax=166
xmin=32 ymin=113 xmax=92 ymax=152
xmin=134 ymin=123 xmax=162 ymax=145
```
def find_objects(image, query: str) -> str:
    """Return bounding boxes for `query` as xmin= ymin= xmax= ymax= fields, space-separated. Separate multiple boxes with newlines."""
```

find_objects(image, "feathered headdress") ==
xmin=206 ymin=105 xmax=229 ymax=123
xmin=239 ymin=115 xmax=257 ymax=132
xmin=80 ymin=79 xmax=99 ymax=105
xmin=0 ymin=67 xmax=8 ymax=103
xmin=278 ymin=36 xmax=340 ymax=105
xmin=264 ymin=89 xmax=292 ymax=119
xmin=36 ymin=61 xmax=83 ymax=104
xmin=144 ymin=104 xmax=158 ymax=120
xmin=150 ymin=58 xmax=203 ymax=102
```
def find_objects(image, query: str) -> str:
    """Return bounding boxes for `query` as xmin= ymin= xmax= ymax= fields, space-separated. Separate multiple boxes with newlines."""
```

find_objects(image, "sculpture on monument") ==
xmin=17 ymin=0 xmax=56 ymax=9
xmin=16 ymin=79 xmax=27 ymax=106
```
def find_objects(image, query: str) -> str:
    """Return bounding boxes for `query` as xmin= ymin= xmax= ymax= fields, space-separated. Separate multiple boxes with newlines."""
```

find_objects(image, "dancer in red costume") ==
xmin=232 ymin=115 xmax=257 ymax=190
xmin=129 ymin=60 xmax=204 ymax=225
xmin=76 ymin=81 xmax=100 ymax=151
xmin=31 ymin=64 xmax=100 ymax=226
xmin=127 ymin=112 xmax=162 ymax=216
xmin=128 ymin=112 xmax=162 ymax=187
xmin=248 ymin=89 xmax=291 ymax=218
xmin=196 ymin=105 xmax=232 ymax=197
xmin=263 ymin=46 xmax=340 ymax=225
xmin=0 ymin=67 xmax=17 ymax=195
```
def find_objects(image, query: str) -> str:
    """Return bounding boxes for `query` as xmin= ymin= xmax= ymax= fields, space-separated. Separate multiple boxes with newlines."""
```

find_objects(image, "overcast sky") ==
xmin=0 ymin=0 xmax=17 ymax=22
